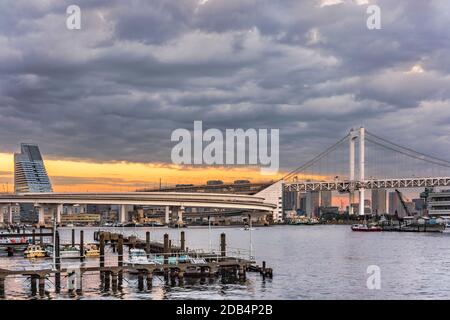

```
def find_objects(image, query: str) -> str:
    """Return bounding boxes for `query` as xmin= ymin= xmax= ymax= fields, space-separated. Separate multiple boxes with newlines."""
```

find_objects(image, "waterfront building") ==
xmin=347 ymin=202 xmax=371 ymax=215
xmin=14 ymin=143 xmax=52 ymax=193
xmin=1 ymin=204 xmax=20 ymax=224
xmin=427 ymin=189 xmax=450 ymax=216
xmin=255 ymin=180 xmax=283 ymax=222
xmin=283 ymin=190 xmax=297 ymax=211
xmin=412 ymin=198 xmax=426 ymax=215
xmin=63 ymin=205 xmax=86 ymax=215
xmin=14 ymin=144 xmax=52 ymax=222
xmin=319 ymin=206 xmax=339 ymax=216
xmin=60 ymin=213 xmax=101 ymax=225
xmin=320 ymin=191 xmax=332 ymax=207
xmin=87 ymin=204 xmax=111 ymax=214
xmin=297 ymin=192 xmax=307 ymax=213
xmin=372 ymin=189 xmax=387 ymax=215
xmin=306 ymin=191 xmax=320 ymax=217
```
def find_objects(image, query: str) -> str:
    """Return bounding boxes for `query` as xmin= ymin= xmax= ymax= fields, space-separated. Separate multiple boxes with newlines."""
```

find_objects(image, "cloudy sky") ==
xmin=1 ymin=0 xmax=450 ymax=191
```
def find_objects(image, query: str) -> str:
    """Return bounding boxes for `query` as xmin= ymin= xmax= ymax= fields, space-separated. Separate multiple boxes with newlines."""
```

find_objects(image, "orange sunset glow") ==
xmin=0 ymin=152 xmax=284 ymax=192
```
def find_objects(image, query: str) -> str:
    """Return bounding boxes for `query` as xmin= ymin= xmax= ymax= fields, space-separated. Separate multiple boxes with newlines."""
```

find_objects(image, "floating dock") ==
xmin=0 ymin=230 xmax=272 ymax=297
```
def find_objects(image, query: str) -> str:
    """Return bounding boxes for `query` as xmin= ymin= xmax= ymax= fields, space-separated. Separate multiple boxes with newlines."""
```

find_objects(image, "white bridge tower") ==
xmin=349 ymin=127 xmax=365 ymax=216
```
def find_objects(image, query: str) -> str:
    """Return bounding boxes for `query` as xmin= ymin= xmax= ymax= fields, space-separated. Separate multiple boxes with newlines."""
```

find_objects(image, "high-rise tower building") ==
xmin=14 ymin=143 xmax=53 ymax=193
xmin=321 ymin=191 xmax=332 ymax=207
xmin=371 ymin=189 xmax=387 ymax=215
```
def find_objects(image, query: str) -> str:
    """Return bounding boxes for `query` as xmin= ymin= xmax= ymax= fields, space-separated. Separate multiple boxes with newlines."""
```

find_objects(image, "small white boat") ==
xmin=189 ymin=257 xmax=207 ymax=264
xmin=46 ymin=245 xmax=80 ymax=259
xmin=61 ymin=246 xmax=80 ymax=259
xmin=128 ymin=248 xmax=153 ymax=265
xmin=351 ymin=224 xmax=382 ymax=232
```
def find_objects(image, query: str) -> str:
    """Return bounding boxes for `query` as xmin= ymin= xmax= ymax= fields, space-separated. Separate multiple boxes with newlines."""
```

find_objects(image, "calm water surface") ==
xmin=1 ymin=225 xmax=450 ymax=300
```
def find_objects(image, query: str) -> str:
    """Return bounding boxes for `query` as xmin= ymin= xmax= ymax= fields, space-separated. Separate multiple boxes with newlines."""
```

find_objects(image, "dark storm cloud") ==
xmin=1 ymin=0 xmax=450 ymax=171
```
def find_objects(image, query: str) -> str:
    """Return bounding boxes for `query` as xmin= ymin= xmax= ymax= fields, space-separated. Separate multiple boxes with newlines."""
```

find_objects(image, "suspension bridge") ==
xmin=283 ymin=127 xmax=450 ymax=216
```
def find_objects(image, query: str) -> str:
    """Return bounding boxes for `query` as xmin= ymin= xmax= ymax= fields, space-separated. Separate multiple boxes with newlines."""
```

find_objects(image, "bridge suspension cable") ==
xmin=282 ymin=133 xmax=349 ymax=181
xmin=365 ymin=131 xmax=450 ymax=168
xmin=283 ymin=128 xmax=450 ymax=185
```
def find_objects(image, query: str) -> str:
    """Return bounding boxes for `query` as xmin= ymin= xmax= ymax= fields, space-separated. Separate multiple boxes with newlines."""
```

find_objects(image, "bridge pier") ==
xmin=165 ymin=206 xmax=170 ymax=225
xmin=37 ymin=205 xmax=45 ymax=227
xmin=358 ymin=127 xmax=365 ymax=216
xmin=8 ymin=204 xmax=14 ymax=224
xmin=178 ymin=206 xmax=184 ymax=224
xmin=349 ymin=128 xmax=357 ymax=215
xmin=0 ymin=205 xmax=4 ymax=225
xmin=56 ymin=204 xmax=63 ymax=225
xmin=120 ymin=204 xmax=127 ymax=223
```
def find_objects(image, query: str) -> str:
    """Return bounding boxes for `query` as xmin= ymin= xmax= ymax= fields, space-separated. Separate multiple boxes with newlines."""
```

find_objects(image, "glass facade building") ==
xmin=14 ymin=143 xmax=53 ymax=193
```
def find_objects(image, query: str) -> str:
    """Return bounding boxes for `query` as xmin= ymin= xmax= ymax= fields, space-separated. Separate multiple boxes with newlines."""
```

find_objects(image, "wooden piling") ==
xmin=79 ymin=230 xmax=84 ymax=262
xmin=30 ymin=275 xmax=37 ymax=295
xmin=39 ymin=228 xmax=43 ymax=245
xmin=30 ymin=274 xmax=37 ymax=296
xmin=178 ymin=268 xmax=185 ymax=281
xmin=0 ymin=277 xmax=5 ymax=297
xmin=138 ymin=270 xmax=144 ymax=291
xmin=32 ymin=229 xmax=36 ymax=245
xmin=180 ymin=231 xmax=185 ymax=252
xmin=146 ymin=271 xmax=153 ymax=290
xmin=55 ymin=231 xmax=61 ymax=293
xmin=163 ymin=234 xmax=169 ymax=265
xmin=76 ymin=273 xmax=83 ymax=294
xmin=146 ymin=231 xmax=150 ymax=258
xmin=71 ymin=229 xmax=75 ymax=247
xmin=118 ymin=235 xmax=123 ymax=287
xmin=220 ymin=233 xmax=226 ymax=257
xmin=38 ymin=275 xmax=45 ymax=296
xmin=99 ymin=233 xmax=105 ymax=283
xmin=111 ymin=272 xmax=118 ymax=292
xmin=238 ymin=265 xmax=246 ymax=280
xmin=104 ymin=271 xmax=110 ymax=291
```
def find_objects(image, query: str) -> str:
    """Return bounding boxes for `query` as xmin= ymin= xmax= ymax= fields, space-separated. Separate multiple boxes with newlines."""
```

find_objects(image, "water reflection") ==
xmin=2 ymin=225 xmax=450 ymax=299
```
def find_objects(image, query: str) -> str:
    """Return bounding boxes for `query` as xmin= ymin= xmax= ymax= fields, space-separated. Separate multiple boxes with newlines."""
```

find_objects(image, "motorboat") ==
xmin=61 ymin=246 xmax=80 ymax=258
xmin=441 ymin=218 xmax=450 ymax=233
xmin=84 ymin=244 xmax=100 ymax=257
xmin=351 ymin=224 xmax=383 ymax=232
xmin=128 ymin=248 xmax=153 ymax=265
xmin=45 ymin=244 xmax=80 ymax=258
xmin=24 ymin=244 xmax=47 ymax=258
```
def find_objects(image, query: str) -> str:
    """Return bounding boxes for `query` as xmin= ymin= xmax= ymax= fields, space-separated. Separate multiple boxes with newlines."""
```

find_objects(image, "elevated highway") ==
xmin=0 ymin=192 xmax=276 ymax=226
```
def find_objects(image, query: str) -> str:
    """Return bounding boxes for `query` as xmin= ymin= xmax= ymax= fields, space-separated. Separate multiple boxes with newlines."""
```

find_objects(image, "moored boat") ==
xmin=24 ymin=244 xmax=47 ymax=258
xmin=442 ymin=220 xmax=450 ymax=233
xmin=61 ymin=246 xmax=80 ymax=258
xmin=85 ymin=244 xmax=100 ymax=257
xmin=351 ymin=224 xmax=383 ymax=232
xmin=128 ymin=248 xmax=154 ymax=265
